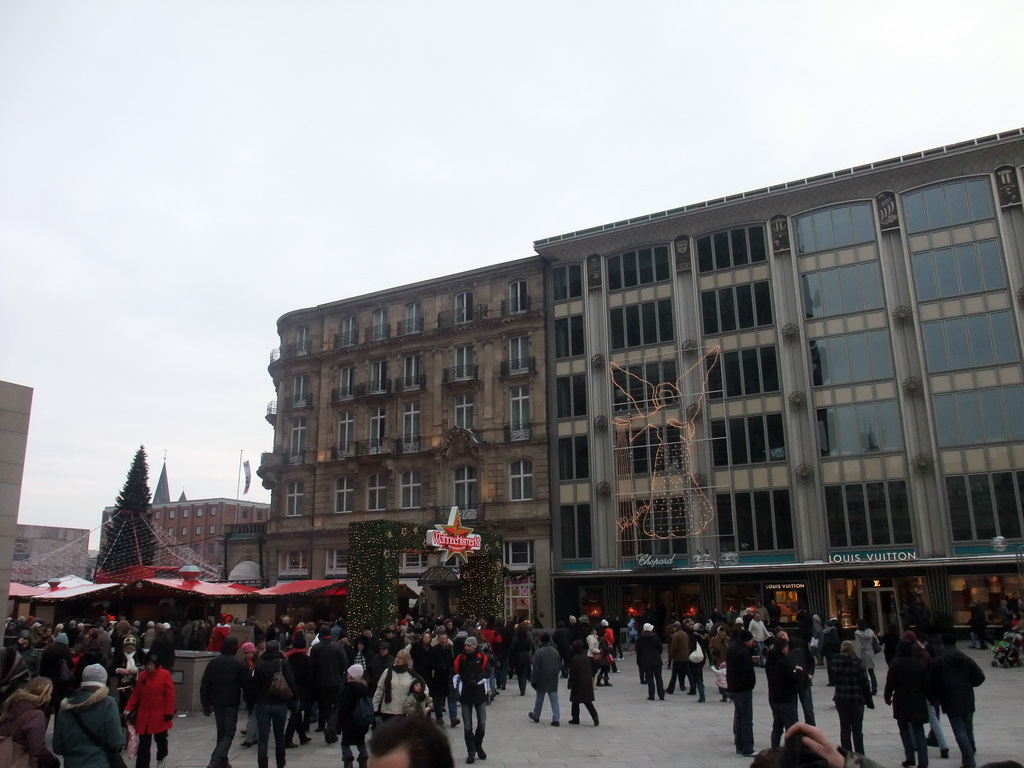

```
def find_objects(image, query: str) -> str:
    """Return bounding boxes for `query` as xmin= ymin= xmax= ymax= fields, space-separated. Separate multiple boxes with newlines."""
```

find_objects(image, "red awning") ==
xmin=30 ymin=583 xmax=124 ymax=603
xmin=8 ymin=583 xmax=45 ymax=598
xmin=256 ymin=580 xmax=347 ymax=597
xmin=134 ymin=579 xmax=260 ymax=597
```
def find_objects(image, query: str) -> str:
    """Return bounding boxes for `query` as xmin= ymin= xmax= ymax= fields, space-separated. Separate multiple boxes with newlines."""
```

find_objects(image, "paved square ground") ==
xmin=105 ymin=648 xmax=1019 ymax=768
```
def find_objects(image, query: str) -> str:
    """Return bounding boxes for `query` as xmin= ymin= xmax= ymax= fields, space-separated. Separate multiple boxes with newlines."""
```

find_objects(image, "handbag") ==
xmin=689 ymin=643 xmax=705 ymax=664
xmin=871 ymin=635 xmax=881 ymax=655
xmin=125 ymin=723 xmax=139 ymax=759
xmin=270 ymin=660 xmax=293 ymax=700
xmin=0 ymin=734 xmax=37 ymax=768
xmin=70 ymin=709 xmax=128 ymax=768
xmin=809 ymin=637 xmax=819 ymax=650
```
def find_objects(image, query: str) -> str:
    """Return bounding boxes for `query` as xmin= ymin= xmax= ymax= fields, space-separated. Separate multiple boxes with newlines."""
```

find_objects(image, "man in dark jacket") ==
xmin=765 ymin=636 xmax=805 ymax=747
xmin=929 ymin=635 xmax=985 ymax=768
xmin=453 ymin=636 xmax=489 ymax=764
xmin=726 ymin=629 xmax=757 ymax=757
xmin=310 ymin=630 xmax=348 ymax=742
xmin=427 ymin=631 xmax=458 ymax=728
xmin=779 ymin=629 xmax=816 ymax=725
xmin=150 ymin=623 xmax=177 ymax=672
xmin=634 ymin=623 xmax=664 ymax=700
xmin=285 ymin=635 xmax=314 ymax=747
xmin=552 ymin=622 xmax=573 ymax=678
xmin=200 ymin=635 xmax=248 ymax=768
xmin=665 ymin=622 xmax=690 ymax=695
xmin=528 ymin=632 xmax=561 ymax=726
xmin=253 ymin=640 xmax=298 ymax=768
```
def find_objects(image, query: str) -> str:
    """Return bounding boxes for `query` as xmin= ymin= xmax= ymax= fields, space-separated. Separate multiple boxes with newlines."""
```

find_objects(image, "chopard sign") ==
xmin=636 ymin=553 xmax=676 ymax=568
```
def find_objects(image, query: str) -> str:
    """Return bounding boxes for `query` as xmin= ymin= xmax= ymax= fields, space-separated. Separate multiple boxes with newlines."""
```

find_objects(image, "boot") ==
xmin=344 ymin=761 xmax=354 ymax=768
xmin=358 ymin=758 xmax=368 ymax=768
xmin=257 ymin=756 xmax=269 ymax=768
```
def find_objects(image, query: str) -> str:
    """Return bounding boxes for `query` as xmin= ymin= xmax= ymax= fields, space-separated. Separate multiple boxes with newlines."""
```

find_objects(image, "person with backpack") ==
xmin=821 ymin=618 xmax=843 ymax=686
xmin=337 ymin=664 xmax=373 ymax=768
xmin=251 ymin=640 xmax=297 ymax=768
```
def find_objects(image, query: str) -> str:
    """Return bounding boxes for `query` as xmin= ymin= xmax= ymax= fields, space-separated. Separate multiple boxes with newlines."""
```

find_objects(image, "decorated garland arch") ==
xmin=347 ymin=518 xmax=503 ymax=632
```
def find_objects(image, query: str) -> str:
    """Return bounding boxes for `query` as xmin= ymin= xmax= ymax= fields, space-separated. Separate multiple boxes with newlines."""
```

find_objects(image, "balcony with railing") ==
xmin=331 ymin=385 xmax=357 ymax=403
xmin=364 ymin=323 xmax=391 ymax=343
xmin=355 ymin=379 xmax=392 ymax=398
xmin=500 ymin=357 xmax=535 ymax=377
xmin=442 ymin=365 xmax=479 ymax=385
xmin=398 ymin=316 xmax=424 ymax=335
xmin=269 ymin=340 xmax=313 ymax=364
xmin=396 ymin=374 xmax=425 ymax=393
xmin=501 ymin=295 xmax=531 ymax=316
xmin=287 ymin=450 xmax=307 ymax=466
xmin=265 ymin=400 xmax=278 ymax=425
xmin=435 ymin=504 xmax=483 ymax=522
xmin=334 ymin=329 xmax=358 ymax=348
xmin=332 ymin=442 xmax=356 ymax=460
xmin=436 ymin=304 xmax=488 ymax=330
xmin=356 ymin=438 xmax=394 ymax=457
xmin=397 ymin=436 xmax=423 ymax=455
xmin=224 ymin=522 xmax=266 ymax=540
xmin=505 ymin=423 xmax=533 ymax=442
xmin=290 ymin=393 xmax=313 ymax=409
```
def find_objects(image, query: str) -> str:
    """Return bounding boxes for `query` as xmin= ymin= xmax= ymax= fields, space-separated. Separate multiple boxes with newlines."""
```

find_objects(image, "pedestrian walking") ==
xmin=427 ymin=630 xmax=458 ymax=728
xmin=884 ymin=639 xmax=930 ymax=768
xmin=665 ymin=622 xmax=690 ymax=695
xmin=371 ymin=649 xmax=417 ymax=723
xmin=727 ymin=629 xmax=757 ymax=757
xmin=0 ymin=677 xmax=60 ymax=768
xmin=53 ymin=663 xmax=123 ymax=768
xmin=821 ymin=618 xmax=842 ymax=686
xmin=200 ymin=635 xmax=248 ymax=768
xmin=284 ymin=634 xmax=314 ymax=747
xmin=527 ymin=632 xmax=560 ymax=726
xmin=336 ymin=664 xmax=372 ymax=768
xmin=252 ymin=640 xmax=297 ymax=768
xmin=310 ymin=629 xmax=348 ymax=743
xmin=566 ymin=640 xmax=598 ymax=726
xmin=854 ymin=619 xmax=880 ymax=694
xmin=453 ymin=636 xmax=489 ymax=763
xmin=830 ymin=640 xmax=872 ymax=756
xmin=929 ymin=634 xmax=985 ymax=768
xmin=508 ymin=624 xmax=534 ymax=696
xmin=635 ymin=622 xmax=664 ymax=701
xmin=765 ymin=636 xmax=805 ymax=748
xmin=124 ymin=652 xmax=176 ymax=768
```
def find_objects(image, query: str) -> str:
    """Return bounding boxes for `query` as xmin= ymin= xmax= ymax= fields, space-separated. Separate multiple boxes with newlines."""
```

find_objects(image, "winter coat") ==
xmin=567 ymin=652 xmax=595 ymax=704
xmin=310 ymin=637 xmax=348 ymax=690
xmin=553 ymin=626 xmax=573 ymax=662
xmin=200 ymin=640 xmax=248 ymax=709
xmin=709 ymin=632 xmax=729 ymax=667
xmin=0 ymin=698 xmax=60 ymax=768
xmin=125 ymin=666 xmax=175 ymax=735
xmin=830 ymin=652 xmax=871 ymax=707
xmin=372 ymin=666 xmax=417 ymax=716
xmin=929 ymin=645 xmax=984 ymax=716
xmin=821 ymin=625 xmax=842 ymax=655
xmin=207 ymin=623 xmax=231 ymax=652
xmin=765 ymin=649 xmax=803 ymax=704
xmin=337 ymin=679 xmax=371 ymax=746
xmin=786 ymin=636 xmax=815 ymax=690
xmin=402 ymin=688 xmax=433 ymax=717
xmin=287 ymin=648 xmax=315 ymax=702
xmin=726 ymin=639 xmax=756 ymax=693
xmin=53 ymin=683 xmax=123 ymax=768
xmin=251 ymin=649 xmax=298 ymax=707
xmin=410 ymin=640 xmax=433 ymax=680
xmin=854 ymin=628 xmax=877 ymax=669
xmin=426 ymin=642 xmax=455 ymax=696
xmin=453 ymin=650 xmax=488 ymax=706
xmin=634 ymin=631 xmax=663 ymax=670
xmin=509 ymin=634 xmax=534 ymax=674
xmin=530 ymin=643 xmax=561 ymax=693
xmin=667 ymin=628 xmax=691 ymax=662
xmin=883 ymin=655 xmax=929 ymax=724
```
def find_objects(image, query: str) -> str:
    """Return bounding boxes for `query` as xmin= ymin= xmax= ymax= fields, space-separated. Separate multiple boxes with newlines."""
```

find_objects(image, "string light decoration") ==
xmin=347 ymin=519 xmax=502 ymax=632
xmin=610 ymin=346 xmax=722 ymax=558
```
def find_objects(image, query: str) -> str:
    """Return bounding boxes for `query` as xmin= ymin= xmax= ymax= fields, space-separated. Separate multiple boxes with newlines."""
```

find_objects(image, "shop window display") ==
xmin=948 ymin=573 xmax=1023 ymax=625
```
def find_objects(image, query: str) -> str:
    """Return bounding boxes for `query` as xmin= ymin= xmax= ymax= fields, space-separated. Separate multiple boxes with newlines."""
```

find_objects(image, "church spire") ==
xmin=152 ymin=459 xmax=171 ymax=504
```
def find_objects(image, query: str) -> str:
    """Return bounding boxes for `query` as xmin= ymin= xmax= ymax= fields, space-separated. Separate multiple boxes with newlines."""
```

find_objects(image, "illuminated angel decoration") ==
xmin=611 ymin=346 xmax=721 ymax=545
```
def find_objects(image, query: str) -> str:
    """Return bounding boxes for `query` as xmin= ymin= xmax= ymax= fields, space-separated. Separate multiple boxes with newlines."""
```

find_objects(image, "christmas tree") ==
xmin=96 ymin=445 xmax=157 ymax=574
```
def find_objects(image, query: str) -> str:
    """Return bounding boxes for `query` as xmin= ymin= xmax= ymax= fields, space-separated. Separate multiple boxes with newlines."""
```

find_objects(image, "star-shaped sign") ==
xmin=426 ymin=506 xmax=482 ymax=564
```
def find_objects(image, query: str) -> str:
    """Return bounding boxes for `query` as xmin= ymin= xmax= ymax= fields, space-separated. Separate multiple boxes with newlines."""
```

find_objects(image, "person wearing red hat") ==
xmin=207 ymin=616 xmax=232 ymax=653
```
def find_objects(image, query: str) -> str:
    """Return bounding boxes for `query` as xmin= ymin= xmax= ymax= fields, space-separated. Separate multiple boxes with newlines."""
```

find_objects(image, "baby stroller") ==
xmin=990 ymin=631 xmax=1022 ymax=667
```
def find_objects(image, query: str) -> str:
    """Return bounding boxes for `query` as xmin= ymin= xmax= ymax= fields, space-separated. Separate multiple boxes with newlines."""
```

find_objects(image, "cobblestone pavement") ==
xmin=93 ymin=648 xmax=1019 ymax=768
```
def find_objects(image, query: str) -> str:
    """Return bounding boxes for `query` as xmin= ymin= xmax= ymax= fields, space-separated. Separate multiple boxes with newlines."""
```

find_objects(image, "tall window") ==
xmin=701 ymin=281 xmax=773 ymax=334
xmin=454 ymin=466 xmax=478 ymax=509
xmin=400 ymin=471 xmax=422 ymax=509
xmin=509 ymin=386 xmax=529 ymax=430
xmin=946 ymin=471 xmax=1024 ymax=542
xmin=809 ymin=331 xmax=893 ymax=386
xmin=826 ymin=480 xmax=912 ymax=548
xmin=371 ymin=308 xmax=389 ymax=341
xmin=708 ymin=346 xmax=780 ymax=399
xmin=285 ymin=481 xmax=303 ymax=517
xmin=508 ymin=336 xmax=529 ymax=372
xmin=454 ymin=345 xmax=475 ymax=379
xmin=510 ymin=460 xmax=533 ymax=501
xmin=295 ymin=326 xmax=310 ymax=355
xmin=609 ymin=299 xmax=675 ymax=350
xmin=455 ymin=394 xmax=474 ymax=430
xmin=553 ymin=264 xmax=583 ymax=300
xmin=292 ymin=375 xmax=310 ymax=407
xmin=800 ymin=263 xmax=884 ymax=320
xmin=816 ymin=402 xmax=903 ymax=456
xmin=921 ymin=312 xmax=1018 ymax=372
xmin=560 ymin=504 xmax=592 ymax=559
xmin=912 ymin=240 xmax=1006 ymax=301
xmin=903 ymin=178 xmax=994 ymax=234
xmin=326 ymin=549 xmax=346 ymax=574
xmin=337 ymin=411 xmax=354 ymax=454
xmin=455 ymin=291 xmax=474 ymax=323
xmin=338 ymin=366 xmax=356 ymax=398
xmin=370 ymin=360 xmax=389 ymax=393
xmin=558 ymin=436 xmax=590 ymax=480
xmin=933 ymin=386 xmax=1024 ymax=447
xmin=334 ymin=477 xmax=353 ymax=513
xmin=711 ymin=414 xmax=786 ymax=466
xmin=554 ymin=316 xmax=585 ymax=358
xmin=403 ymin=354 xmax=423 ymax=389
xmin=369 ymin=407 xmax=386 ymax=451
xmin=281 ymin=550 xmax=308 ymax=573
xmin=504 ymin=540 xmax=535 ymax=567
xmin=697 ymin=226 xmax=768 ymax=272
xmin=402 ymin=402 xmax=421 ymax=452
xmin=716 ymin=490 xmax=794 ymax=552
xmin=794 ymin=204 xmax=875 ymax=255
xmin=612 ymin=361 xmax=678 ymax=412
xmin=339 ymin=316 xmax=357 ymax=347
xmin=403 ymin=302 xmax=423 ymax=334
xmin=508 ymin=280 xmax=529 ymax=313
xmin=556 ymin=374 xmax=587 ymax=418
xmin=367 ymin=473 xmax=386 ymax=511
xmin=290 ymin=418 xmax=306 ymax=458
xmin=607 ymin=245 xmax=671 ymax=289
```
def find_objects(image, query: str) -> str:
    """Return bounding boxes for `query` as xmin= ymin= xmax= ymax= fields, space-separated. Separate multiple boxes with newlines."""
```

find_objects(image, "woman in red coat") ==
xmin=124 ymin=652 xmax=175 ymax=768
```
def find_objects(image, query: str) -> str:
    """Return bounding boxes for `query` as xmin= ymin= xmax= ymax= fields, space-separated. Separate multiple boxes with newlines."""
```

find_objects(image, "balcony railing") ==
xmin=500 ymin=357 xmax=535 ymax=377
xmin=396 ymin=374 xmax=425 ymax=392
xmin=266 ymin=401 xmax=278 ymax=416
xmin=355 ymin=379 xmax=392 ymax=397
xmin=287 ymin=450 xmax=307 ymax=466
xmin=435 ymin=505 xmax=483 ymax=522
xmin=505 ymin=423 xmax=532 ymax=441
xmin=442 ymin=365 xmax=479 ymax=384
xmin=364 ymin=324 xmax=391 ymax=343
xmin=437 ymin=304 xmax=488 ymax=329
xmin=397 ymin=436 xmax=423 ymax=455
xmin=333 ymin=442 xmax=356 ymax=460
xmin=334 ymin=329 xmax=358 ymax=348
xmin=269 ymin=341 xmax=312 ymax=363
xmin=224 ymin=522 xmax=266 ymax=539
xmin=501 ymin=296 xmax=531 ymax=315
xmin=356 ymin=438 xmax=393 ymax=456
xmin=398 ymin=316 xmax=424 ymax=335
xmin=331 ymin=386 xmax=357 ymax=403
xmin=291 ymin=393 xmax=312 ymax=408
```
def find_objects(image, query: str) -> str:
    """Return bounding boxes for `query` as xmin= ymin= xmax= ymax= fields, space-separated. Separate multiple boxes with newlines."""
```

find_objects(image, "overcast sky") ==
xmin=3 ymin=2 xmax=1023 ymax=546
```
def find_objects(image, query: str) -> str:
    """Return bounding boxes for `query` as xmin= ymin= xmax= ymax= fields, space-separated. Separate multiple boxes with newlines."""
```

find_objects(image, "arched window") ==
xmin=453 ymin=466 xmax=478 ymax=509
xmin=510 ymin=460 xmax=533 ymax=501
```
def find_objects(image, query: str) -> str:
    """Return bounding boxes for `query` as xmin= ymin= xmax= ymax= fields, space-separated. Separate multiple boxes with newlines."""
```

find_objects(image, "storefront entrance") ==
xmin=859 ymin=584 xmax=900 ymax=633
xmin=827 ymin=575 xmax=928 ymax=631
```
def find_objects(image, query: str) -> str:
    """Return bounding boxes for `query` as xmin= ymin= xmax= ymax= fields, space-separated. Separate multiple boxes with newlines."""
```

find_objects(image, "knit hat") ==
xmin=464 ymin=636 xmax=478 ymax=648
xmin=347 ymin=664 xmax=364 ymax=681
xmin=81 ymin=664 xmax=107 ymax=686
xmin=642 ymin=623 xmax=654 ymax=632
xmin=54 ymin=633 xmax=69 ymax=645
xmin=241 ymin=642 xmax=256 ymax=653
xmin=734 ymin=617 xmax=744 ymax=625
xmin=600 ymin=620 xmax=608 ymax=627
xmin=292 ymin=634 xmax=306 ymax=649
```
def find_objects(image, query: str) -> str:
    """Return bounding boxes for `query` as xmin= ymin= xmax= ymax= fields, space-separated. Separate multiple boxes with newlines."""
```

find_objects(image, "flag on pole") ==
xmin=243 ymin=460 xmax=251 ymax=494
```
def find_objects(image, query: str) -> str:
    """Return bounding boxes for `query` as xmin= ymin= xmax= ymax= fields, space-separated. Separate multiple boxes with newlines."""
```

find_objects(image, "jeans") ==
xmin=928 ymin=704 xmax=949 ymax=749
xmin=946 ymin=712 xmax=977 ymax=768
xmin=256 ymin=700 xmax=289 ymax=768
xmin=797 ymin=686 xmax=816 ymax=726
xmin=496 ymin=659 xmax=509 ymax=689
xmin=210 ymin=705 xmax=239 ymax=767
xmin=770 ymin=699 xmax=799 ymax=748
xmin=532 ymin=690 xmax=560 ymax=723
xmin=341 ymin=741 xmax=368 ymax=761
xmin=136 ymin=731 xmax=168 ymax=768
xmin=243 ymin=704 xmax=259 ymax=744
xmin=836 ymin=700 xmax=865 ymax=754
xmin=732 ymin=689 xmax=754 ymax=754
xmin=461 ymin=701 xmax=486 ymax=755
xmin=898 ymin=720 xmax=928 ymax=768
xmin=645 ymin=666 xmax=664 ymax=700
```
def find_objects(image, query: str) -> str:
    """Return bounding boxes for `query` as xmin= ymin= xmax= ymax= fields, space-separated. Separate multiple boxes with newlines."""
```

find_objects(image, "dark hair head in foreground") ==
xmin=369 ymin=715 xmax=454 ymax=768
